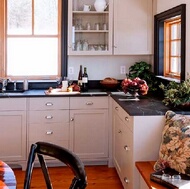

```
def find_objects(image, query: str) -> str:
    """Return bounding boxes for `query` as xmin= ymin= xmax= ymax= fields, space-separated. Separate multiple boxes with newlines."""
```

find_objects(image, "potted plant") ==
xmin=127 ymin=61 xmax=159 ymax=92
xmin=160 ymin=79 xmax=190 ymax=108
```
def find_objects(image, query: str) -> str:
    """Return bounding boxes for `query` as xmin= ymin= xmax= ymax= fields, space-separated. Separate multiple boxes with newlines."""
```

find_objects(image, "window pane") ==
xmin=171 ymin=41 xmax=180 ymax=56
xmin=34 ymin=0 xmax=58 ymax=35
xmin=171 ymin=57 xmax=180 ymax=73
xmin=7 ymin=38 xmax=58 ymax=76
xmin=7 ymin=0 xmax=32 ymax=34
xmin=171 ymin=24 xmax=177 ymax=40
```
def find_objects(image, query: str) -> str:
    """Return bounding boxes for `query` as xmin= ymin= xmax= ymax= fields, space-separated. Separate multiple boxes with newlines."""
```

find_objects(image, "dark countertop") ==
xmin=1 ymin=89 xmax=190 ymax=116
xmin=0 ymin=89 xmax=108 ymax=98
xmin=111 ymin=93 xmax=190 ymax=116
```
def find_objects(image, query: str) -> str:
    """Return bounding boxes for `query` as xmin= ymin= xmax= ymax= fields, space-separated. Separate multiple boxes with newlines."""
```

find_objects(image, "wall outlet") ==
xmin=120 ymin=66 xmax=126 ymax=74
xmin=68 ymin=67 xmax=74 ymax=74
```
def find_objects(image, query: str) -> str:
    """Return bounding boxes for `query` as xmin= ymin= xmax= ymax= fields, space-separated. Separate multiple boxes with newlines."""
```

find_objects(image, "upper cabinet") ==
xmin=68 ymin=0 xmax=113 ymax=55
xmin=113 ymin=0 xmax=152 ymax=55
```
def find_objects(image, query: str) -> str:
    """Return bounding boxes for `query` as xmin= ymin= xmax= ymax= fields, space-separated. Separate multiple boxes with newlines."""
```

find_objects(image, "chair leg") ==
xmin=37 ymin=154 xmax=52 ymax=189
xmin=23 ymin=144 xmax=37 ymax=189
xmin=69 ymin=177 xmax=78 ymax=189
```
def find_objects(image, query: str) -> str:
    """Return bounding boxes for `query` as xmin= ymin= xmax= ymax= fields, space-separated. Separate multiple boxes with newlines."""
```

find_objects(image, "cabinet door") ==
xmin=0 ymin=111 xmax=26 ymax=161
xmin=114 ymin=0 xmax=152 ymax=55
xmin=70 ymin=109 xmax=108 ymax=159
xmin=68 ymin=0 xmax=113 ymax=55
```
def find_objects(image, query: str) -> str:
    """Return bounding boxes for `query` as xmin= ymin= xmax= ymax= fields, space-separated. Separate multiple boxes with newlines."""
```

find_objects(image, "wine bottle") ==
xmin=82 ymin=67 xmax=88 ymax=92
xmin=78 ymin=65 xmax=83 ymax=89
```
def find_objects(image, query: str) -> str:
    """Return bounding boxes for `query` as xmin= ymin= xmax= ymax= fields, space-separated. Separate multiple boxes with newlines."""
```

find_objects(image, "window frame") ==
xmin=154 ymin=4 xmax=186 ymax=82
xmin=0 ymin=0 xmax=68 ymax=80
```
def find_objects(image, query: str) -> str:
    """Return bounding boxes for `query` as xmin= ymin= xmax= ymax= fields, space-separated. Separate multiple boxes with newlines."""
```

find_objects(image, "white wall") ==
xmin=68 ymin=55 xmax=152 ymax=80
xmin=156 ymin=0 xmax=190 ymax=78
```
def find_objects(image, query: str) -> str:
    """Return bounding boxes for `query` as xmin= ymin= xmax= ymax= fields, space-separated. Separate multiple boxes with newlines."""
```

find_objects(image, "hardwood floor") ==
xmin=14 ymin=165 xmax=123 ymax=189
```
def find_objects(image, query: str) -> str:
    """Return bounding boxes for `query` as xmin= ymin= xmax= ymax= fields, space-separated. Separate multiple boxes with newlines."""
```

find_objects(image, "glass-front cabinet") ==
xmin=68 ymin=0 xmax=113 ymax=55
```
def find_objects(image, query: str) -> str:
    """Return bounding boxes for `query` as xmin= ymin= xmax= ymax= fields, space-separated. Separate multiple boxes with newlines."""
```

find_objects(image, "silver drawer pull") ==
xmin=86 ymin=102 xmax=93 ymax=105
xmin=124 ymin=177 xmax=129 ymax=183
xmin=45 ymin=115 xmax=53 ymax=119
xmin=46 ymin=102 xmax=53 ymax=106
xmin=115 ymin=107 xmax=119 ymax=111
xmin=124 ymin=145 xmax=129 ymax=151
xmin=125 ymin=117 xmax=129 ymax=121
xmin=46 ymin=131 xmax=53 ymax=135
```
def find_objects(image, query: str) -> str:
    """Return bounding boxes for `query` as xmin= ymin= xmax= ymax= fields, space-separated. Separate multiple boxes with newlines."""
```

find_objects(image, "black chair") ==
xmin=24 ymin=141 xmax=87 ymax=189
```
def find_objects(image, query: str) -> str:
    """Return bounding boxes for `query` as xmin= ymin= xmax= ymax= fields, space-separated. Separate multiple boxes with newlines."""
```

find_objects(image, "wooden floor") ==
xmin=14 ymin=165 xmax=124 ymax=189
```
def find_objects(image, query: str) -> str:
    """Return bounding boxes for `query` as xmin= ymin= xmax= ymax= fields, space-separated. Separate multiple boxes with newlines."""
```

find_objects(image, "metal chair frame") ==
xmin=24 ymin=141 xmax=87 ymax=189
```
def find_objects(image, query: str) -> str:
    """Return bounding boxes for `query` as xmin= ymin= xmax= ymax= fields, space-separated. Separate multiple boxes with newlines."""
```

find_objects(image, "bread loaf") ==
xmin=102 ymin=77 xmax=118 ymax=84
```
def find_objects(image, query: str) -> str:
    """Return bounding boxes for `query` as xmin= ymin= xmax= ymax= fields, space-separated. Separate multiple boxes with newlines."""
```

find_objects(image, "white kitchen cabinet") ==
xmin=68 ymin=0 xmax=113 ymax=55
xmin=28 ymin=97 xmax=70 ymax=159
xmin=0 ymin=98 xmax=26 ymax=169
xmin=70 ymin=97 xmax=109 ymax=162
xmin=113 ymin=0 xmax=152 ymax=55
xmin=139 ymin=175 xmax=149 ymax=189
xmin=112 ymin=99 xmax=165 ymax=189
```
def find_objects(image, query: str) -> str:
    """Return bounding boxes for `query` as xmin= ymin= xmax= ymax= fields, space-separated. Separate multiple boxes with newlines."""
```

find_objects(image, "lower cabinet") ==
xmin=70 ymin=97 xmax=109 ymax=162
xmin=0 ymin=98 xmax=26 ymax=168
xmin=112 ymin=99 xmax=165 ymax=189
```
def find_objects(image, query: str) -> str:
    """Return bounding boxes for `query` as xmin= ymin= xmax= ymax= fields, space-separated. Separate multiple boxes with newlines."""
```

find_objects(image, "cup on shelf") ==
xmin=103 ymin=23 xmax=107 ymax=30
xmin=83 ymin=4 xmax=91 ymax=11
xmin=86 ymin=22 xmax=91 ymax=30
xmin=94 ymin=23 xmax=100 ymax=30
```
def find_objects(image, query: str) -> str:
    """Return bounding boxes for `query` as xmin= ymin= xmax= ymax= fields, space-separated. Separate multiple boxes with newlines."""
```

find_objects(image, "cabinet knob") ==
xmin=46 ymin=131 xmax=53 ymax=135
xmin=46 ymin=102 xmax=53 ymax=106
xmin=86 ymin=102 xmax=93 ymax=105
xmin=115 ymin=107 xmax=119 ymax=111
xmin=118 ymin=130 xmax=122 ymax=134
xmin=70 ymin=117 xmax=74 ymax=121
xmin=124 ymin=177 xmax=129 ymax=183
xmin=45 ymin=115 xmax=53 ymax=119
xmin=124 ymin=145 xmax=129 ymax=151
xmin=125 ymin=117 xmax=129 ymax=121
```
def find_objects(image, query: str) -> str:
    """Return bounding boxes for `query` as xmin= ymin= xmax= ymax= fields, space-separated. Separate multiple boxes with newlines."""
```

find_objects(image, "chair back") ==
xmin=24 ymin=141 xmax=87 ymax=189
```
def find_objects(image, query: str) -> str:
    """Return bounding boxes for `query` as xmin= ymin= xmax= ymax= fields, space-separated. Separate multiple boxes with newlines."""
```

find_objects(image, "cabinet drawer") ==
xmin=29 ymin=97 xmax=69 ymax=110
xmin=70 ymin=97 xmax=108 ymax=109
xmin=28 ymin=122 xmax=69 ymax=141
xmin=113 ymin=100 xmax=133 ymax=132
xmin=29 ymin=110 xmax=69 ymax=123
xmin=0 ymin=98 xmax=26 ymax=111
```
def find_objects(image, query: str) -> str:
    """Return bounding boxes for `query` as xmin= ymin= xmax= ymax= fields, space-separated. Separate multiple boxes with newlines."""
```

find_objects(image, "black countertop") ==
xmin=111 ymin=93 xmax=190 ymax=116
xmin=0 ymin=89 xmax=190 ymax=116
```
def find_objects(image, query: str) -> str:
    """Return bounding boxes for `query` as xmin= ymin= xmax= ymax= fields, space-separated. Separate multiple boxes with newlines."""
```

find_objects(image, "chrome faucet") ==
xmin=0 ymin=78 xmax=9 ymax=92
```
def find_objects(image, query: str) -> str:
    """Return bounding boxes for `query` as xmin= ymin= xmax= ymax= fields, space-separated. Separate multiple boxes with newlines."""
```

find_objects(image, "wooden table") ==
xmin=135 ymin=161 xmax=167 ymax=189
xmin=0 ymin=161 xmax=16 ymax=189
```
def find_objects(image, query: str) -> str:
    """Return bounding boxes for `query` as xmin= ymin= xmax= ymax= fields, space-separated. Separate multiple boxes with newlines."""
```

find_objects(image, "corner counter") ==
xmin=111 ymin=93 xmax=190 ymax=116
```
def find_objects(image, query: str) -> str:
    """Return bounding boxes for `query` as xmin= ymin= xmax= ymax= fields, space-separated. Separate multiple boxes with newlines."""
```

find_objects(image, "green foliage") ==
xmin=160 ymin=79 xmax=190 ymax=106
xmin=127 ymin=61 xmax=158 ymax=91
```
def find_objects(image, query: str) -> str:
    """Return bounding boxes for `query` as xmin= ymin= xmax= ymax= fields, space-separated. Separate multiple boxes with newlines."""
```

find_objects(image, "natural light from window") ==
xmin=6 ymin=0 xmax=60 ymax=78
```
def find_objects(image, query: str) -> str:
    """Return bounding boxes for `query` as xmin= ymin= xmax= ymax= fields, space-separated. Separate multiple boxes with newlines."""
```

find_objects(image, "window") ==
xmin=0 ymin=0 xmax=67 ymax=80
xmin=164 ymin=17 xmax=181 ymax=78
xmin=154 ymin=4 xmax=186 ymax=82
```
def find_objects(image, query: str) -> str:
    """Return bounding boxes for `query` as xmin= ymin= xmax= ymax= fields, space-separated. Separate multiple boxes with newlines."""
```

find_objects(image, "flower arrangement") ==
xmin=121 ymin=77 xmax=149 ymax=96
xmin=160 ymin=78 xmax=190 ymax=107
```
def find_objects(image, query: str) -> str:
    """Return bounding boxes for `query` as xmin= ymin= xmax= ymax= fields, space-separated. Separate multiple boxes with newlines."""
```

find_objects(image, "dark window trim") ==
xmin=154 ymin=4 xmax=186 ymax=81
xmin=61 ymin=0 xmax=68 ymax=78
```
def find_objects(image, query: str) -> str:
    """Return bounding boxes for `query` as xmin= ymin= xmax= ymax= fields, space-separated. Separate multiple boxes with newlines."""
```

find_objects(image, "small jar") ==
xmin=23 ymin=79 xmax=28 ymax=90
